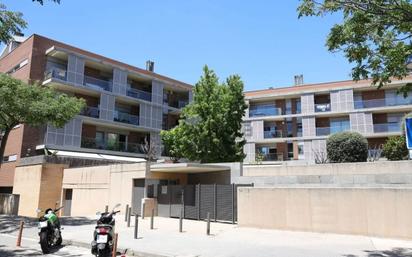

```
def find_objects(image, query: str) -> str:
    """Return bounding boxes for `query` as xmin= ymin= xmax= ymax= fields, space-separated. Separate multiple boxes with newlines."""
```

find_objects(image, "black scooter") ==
xmin=91 ymin=204 xmax=121 ymax=257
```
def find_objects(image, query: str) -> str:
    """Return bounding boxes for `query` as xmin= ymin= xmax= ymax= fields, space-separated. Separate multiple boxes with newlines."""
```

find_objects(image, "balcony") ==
xmin=114 ymin=111 xmax=139 ymax=126
xmin=83 ymin=75 xmax=112 ymax=92
xmin=257 ymin=153 xmax=284 ymax=162
xmin=314 ymin=103 xmax=331 ymax=113
xmin=354 ymin=98 xmax=412 ymax=109
xmin=44 ymin=68 xmax=67 ymax=81
xmin=373 ymin=123 xmax=402 ymax=133
xmin=127 ymin=87 xmax=152 ymax=102
xmin=81 ymin=137 xmax=145 ymax=154
xmin=80 ymin=106 xmax=99 ymax=119
xmin=316 ymin=125 xmax=350 ymax=136
xmin=249 ymin=105 xmax=282 ymax=117
xmin=264 ymin=130 xmax=283 ymax=139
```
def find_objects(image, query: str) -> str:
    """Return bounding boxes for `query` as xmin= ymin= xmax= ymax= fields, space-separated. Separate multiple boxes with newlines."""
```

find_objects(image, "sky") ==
xmin=3 ymin=0 xmax=353 ymax=91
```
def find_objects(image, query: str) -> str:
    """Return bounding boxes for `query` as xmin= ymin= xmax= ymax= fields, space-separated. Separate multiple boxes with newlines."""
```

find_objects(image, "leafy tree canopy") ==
xmin=161 ymin=66 xmax=247 ymax=163
xmin=298 ymin=0 xmax=412 ymax=95
xmin=0 ymin=0 xmax=60 ymax=44
xmin=0 ymin=74 xmax=85 ymax=164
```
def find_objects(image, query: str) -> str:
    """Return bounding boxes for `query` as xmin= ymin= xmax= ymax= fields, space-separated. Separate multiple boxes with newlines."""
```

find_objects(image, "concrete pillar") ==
xmin=66 ymin=54 xmax=84 ymax=85
xmin=151 ymin=80 xmax=164 ymax=105
xmin=112 ymin=68 xmax=128 ymax=96
xmin=99 ymin=93 xmax=115 ymax=121
xmin=301 ymin=93 xmax=315 ymax=115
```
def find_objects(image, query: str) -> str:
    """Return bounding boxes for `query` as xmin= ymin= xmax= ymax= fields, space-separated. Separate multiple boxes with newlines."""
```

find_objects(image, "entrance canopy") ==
xmin=150 ymin=163 xmax=230 ymax=174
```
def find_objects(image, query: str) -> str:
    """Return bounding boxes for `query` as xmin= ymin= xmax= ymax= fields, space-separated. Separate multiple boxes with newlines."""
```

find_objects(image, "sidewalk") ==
xmin=2 ymin=214 xmax=412 ymax=257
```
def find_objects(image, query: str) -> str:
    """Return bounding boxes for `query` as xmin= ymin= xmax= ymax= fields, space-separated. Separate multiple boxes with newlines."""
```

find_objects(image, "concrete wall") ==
xmin=238 ymin=187 xmax=412 ymax=239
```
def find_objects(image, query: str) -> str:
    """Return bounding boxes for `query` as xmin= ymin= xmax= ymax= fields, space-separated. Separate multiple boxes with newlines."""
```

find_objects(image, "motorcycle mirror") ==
xmin=36 ymin=208 xmax=42 ymax=213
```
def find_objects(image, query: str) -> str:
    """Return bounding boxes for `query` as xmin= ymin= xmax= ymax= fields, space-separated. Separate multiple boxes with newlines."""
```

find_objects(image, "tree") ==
xmin=0 ymin=74 xmax=85 ymax=165
xmin=326 ymin=131 xmax=368 ymax=162
xmin=0 ymin=0 xmax=60 ymax=44
xmin=298 ymin=0 xmax=412 ymax=95
xmin=160 ymin=66 xmax=247 ymax=163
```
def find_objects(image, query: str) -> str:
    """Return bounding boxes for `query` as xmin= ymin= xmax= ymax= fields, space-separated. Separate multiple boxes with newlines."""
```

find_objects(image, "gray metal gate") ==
xmin=63 ymin=189 xmax=72 ymax=216
xmin=156 ymin=184 xmax=252 ymax=223
xmin=132 ymin=179 xmax=145 ymax=215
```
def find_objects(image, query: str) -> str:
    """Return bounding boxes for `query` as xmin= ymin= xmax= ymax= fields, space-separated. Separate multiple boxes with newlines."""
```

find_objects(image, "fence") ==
xmin=0 ymin=193 xmax=19 ymax=215
xmin=154 ymin=184 xmax=253 ymax=223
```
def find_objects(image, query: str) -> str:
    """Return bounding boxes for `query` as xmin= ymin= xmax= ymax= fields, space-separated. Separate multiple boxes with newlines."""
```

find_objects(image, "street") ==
xmin=0 ymin=233 xmax=92 ymax=257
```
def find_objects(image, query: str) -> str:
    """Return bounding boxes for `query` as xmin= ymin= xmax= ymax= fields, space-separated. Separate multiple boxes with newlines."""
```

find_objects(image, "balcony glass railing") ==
xmin=256 ymin=153 xmax=283 ymax=162
xmin=81 ymin=137 xmax=145 ymax=154
xmin=44 ymin=68 xmax=67 ymax=81
xmin=373 ymin=123 xmax=402 ymax=133
xmin=84 ymin=75 xmax=112 ymax=92
xmin=249 ymin=105 xmax=282 ymax=117
xmin=114 ymin=111 xmax=139 ymax=126
xmin=80 ymin=106 xmax=99 ymax=118
xmin=314 ymin=103 xmax=331 ymax=113
xmin=354 ymin=98 xmax=412 ymax=109
xmin=316 ymin=125 xmax=350 ymax=136
xmin=264 ymin=130 xmax=283 ymax=139
xmin=126 ymin=87 xmax=152 ymax=102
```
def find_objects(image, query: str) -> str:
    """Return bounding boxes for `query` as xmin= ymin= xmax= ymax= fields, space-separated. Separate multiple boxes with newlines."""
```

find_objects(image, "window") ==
xmin=295 ymin=99 xmax=301 ymax=114
xmin=298 ymin=142 xmax=305 ymax=160
xmin=330 ymin=117 xmax=350 ymax=134
xmin=3 ymin=155 xmax=17 ymax=163
xmin=6 ymin=59 xmax=28 ymax=74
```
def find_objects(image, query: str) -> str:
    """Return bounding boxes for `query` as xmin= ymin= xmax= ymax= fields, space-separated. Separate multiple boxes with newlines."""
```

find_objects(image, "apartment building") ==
xmin=243 ymin=77 xmax=412 ymax=163
xmin=0 ymin=34 xmax=192 ymax=193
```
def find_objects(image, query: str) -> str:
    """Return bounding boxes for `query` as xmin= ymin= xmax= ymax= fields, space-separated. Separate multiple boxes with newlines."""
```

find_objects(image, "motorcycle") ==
xmin=36 ymin=206 xmax=64 ymax=254
xmin=91 ymin=204 xmax=121 ymax=257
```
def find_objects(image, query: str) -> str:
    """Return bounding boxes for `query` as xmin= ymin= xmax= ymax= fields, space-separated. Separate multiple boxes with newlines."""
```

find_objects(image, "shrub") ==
xmin=383 ymin=136 xmax=409 ymax=161
xmin=326 ymin=132 xmax=368 ymax=163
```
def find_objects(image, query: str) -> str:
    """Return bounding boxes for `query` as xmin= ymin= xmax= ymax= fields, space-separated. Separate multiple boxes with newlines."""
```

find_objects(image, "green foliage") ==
xmin=160 ymin=127 xmax=184 ymax=162
xmin=326 ymin=131 xmax=368 ymax=163
xmin=0 ymin=74 xmax=85 ymax=163
xmin=298 ymin=0 xmax=412 ymax=95
xmin=255 ymin=151 xmax=264 ymax=165
xmin=383 ymin=136 xmax=409 ymax=161
xmin=160 ymin=66 xmax=247 ymax=163
xmin=0 ymin=1 xmax=60 ymax=44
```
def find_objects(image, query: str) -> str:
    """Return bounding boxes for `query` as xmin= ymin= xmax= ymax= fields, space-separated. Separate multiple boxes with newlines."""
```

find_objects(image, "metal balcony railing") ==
xmin=314 ymin=103 xmax=331 ymax=113
xmin=80 ymin=137 xmax=145 ymax=154
xmin=373 ymin=123 xmax=401 ymax=133
xmin=114 ymin=111 xmax=139 ymax=126
xmin=44 ymin=67 xmax=67 ymax=81
xmin=354 ymin=98 xmax=412 ymax=109
xmin=264 ymin=130 xmax=283 ymax=139
xmin=126 ymin=87 xmax=152 ymax=102
xmin=80 ymin=106 xmax=99 ymax=118
xmin=316 ymin=126 xmax=350 ymax=136
xmin=256 ymin=153 xmax=284 ymax=162
xmin=83 ymin=75 xmax=112 ymax=92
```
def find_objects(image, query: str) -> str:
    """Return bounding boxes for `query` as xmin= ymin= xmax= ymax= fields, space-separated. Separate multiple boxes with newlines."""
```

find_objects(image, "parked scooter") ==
xmin=36 ymin=206 xmax=64 ymax=254
xmin=91 ymin=204 xmax=121 ymax=257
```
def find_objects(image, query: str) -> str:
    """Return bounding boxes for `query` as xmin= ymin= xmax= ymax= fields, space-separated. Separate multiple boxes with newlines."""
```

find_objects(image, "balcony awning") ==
xmin=43 ymin=148 xmax=145 ymax=163
xmin=150 ymin=163 xmax=230 ymax=174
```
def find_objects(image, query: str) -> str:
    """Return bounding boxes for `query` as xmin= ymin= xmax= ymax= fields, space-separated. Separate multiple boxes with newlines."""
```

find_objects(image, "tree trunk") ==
xmin=0 ymin=128 xmax=11 ymax=168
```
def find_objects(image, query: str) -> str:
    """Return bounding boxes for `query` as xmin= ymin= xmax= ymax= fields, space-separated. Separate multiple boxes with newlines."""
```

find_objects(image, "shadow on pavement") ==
xmin=344 ymin=247 xmax=412 ymax=257
xmin=0 ymin=215 xmax=95 ymax=234
xmin=0 ymin=244 xmax=83 ymax=257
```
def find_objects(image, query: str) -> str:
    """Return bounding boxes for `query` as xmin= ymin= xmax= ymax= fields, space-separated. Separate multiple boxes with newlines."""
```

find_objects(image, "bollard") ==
xmin=179 ymin=213 xmax=183 ymax=233
xmin=206 ymin=212 xmax=210 ymax=235
xmin=111 ymin=233 xmax=118 ymax=257
xmin=142 ymin=202 xmax=145 ymax=219
xmin=134 ymin=214 xmax=139 ymax=239
xmin=150 ymin=209 xmax=154 ymax=230
xmin=16 ymin=220 xmax=24 ymax=247
xmin=127 ymin=207 xmax=132 ymax=227
xmin=105 ymin=205 xmax=109 ymax=213
xmin=125 ymin=204 xmax=129 ymax=222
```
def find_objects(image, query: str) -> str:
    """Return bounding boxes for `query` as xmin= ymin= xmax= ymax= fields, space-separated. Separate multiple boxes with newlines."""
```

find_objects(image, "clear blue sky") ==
xmin=3 ymin=0 xmax=352 ymax=91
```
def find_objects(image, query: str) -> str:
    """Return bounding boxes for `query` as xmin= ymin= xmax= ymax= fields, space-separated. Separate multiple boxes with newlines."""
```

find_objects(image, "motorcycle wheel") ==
xmin=39 ymin=231 xmax=50 ymax=254
xmin=56 ymin=232 xmax=62 ymax=246
xmin=97 ymin=248 xmax=110 ymax=257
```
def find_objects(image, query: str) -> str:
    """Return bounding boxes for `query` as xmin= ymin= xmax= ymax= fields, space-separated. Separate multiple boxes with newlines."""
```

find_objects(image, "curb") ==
xmin=63 ymin=239 xmax=171 ymax=257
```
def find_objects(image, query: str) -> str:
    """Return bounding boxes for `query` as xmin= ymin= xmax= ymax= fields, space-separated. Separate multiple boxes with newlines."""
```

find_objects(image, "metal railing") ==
xmin=80 ymin=106 xmax=99 ymax=118
xmin=249 ymin=105 xmax=283 ymax=117
xmin=127 ymin=87 xmax=152 ymax=102
xmin=314 ymin=103 xmax=331 ymax=112
xmin=256 ymin=153 xmax=283 ymax=161
xmin=373 ymin=123 xmax=402 ymax=133
xmin=114 ymin=111 xmax=139 ymax=125
xmin=44 ymin=67 xmax=67 ymax=81
xmin=81 ymin=137 xmax=145 ymax=154
xmin=264 ymin=130 xmax=283 ymax=138
xmin=354 ymin=98 xmax=412 ymax=109
xmin=83 ymin=75 xmax=112 ymax=92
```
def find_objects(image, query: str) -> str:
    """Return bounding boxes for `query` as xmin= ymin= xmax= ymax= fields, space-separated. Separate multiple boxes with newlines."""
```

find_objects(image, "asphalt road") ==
xmin=0 ymin=233 xmax=93 ymax=257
